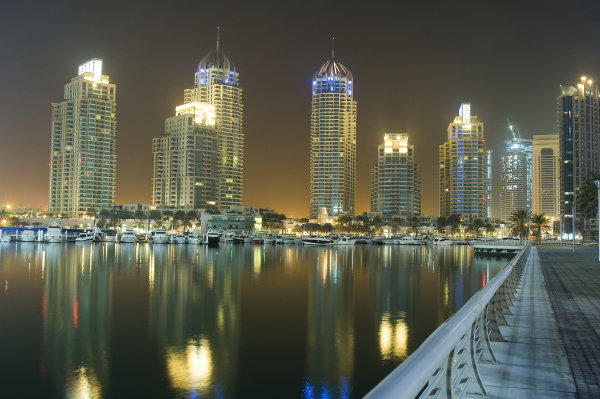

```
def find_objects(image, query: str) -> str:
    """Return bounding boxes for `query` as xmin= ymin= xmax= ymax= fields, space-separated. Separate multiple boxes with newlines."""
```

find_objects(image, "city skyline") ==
xmin=3 ymin=1 xmax=600 ymax=217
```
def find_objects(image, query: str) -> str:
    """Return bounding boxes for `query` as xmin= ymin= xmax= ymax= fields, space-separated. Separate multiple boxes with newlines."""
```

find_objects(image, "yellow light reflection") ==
xmin=67 ymin=366 xmax=101 ymax=399
xmin=379 ymin=313 xmax=408 ymax=361
xmin=166 ymin=339 xmax=213 ymax=393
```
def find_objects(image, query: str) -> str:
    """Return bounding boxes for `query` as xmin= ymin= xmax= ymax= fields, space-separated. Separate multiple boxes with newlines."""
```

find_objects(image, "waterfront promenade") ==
xmin=481 ymin=247 xmax=600 ymax=399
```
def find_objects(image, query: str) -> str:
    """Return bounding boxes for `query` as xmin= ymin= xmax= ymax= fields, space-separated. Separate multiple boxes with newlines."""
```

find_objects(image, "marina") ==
xmin=0 ymin=242 xmax=507 ymax=398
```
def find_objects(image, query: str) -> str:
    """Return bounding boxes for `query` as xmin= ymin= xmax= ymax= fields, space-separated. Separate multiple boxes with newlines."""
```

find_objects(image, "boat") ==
xmin=75 ymin=231 xmax=96 ymax=243
xmin=282 ymin=235 xmax=298 ymax=244
xmin=383 ymin=236 xmax=426 ymax=245
xmin=120 ymin=229 xmax=138 ymax=243
xmin=243 ymin=235 xmax=253 ymax=244
xmin=263 ymin=236 xmax=275 ymax=245
xmin=433 ymin=237 xmax=468 ymax=246
xmin=20 ymin=227 xmax=37 ymax=242
xmin=302 ymin=236 xmax=334 ymax=245
xmin=232 ymin=234 xmax=246 ymax=244
xmin=222 ymin=232 xmax=236 ymax=243
xmin=369 ymin=236 xmax=385 ymax=245
xmin=150 ymin=229 xmax=170 ymax=244
xmin=174 ymin=233 xmax=188 ymax=244
xmin=333 ymin=236 xmax=355 ymax=245
xmin=104 ymin=233 xmax=117 ymax=243
xmin=205 ymin=229 xmax=220 ymax=247
xmin=44 ymin=223 xmax=64 ymax=243
xmin=252 ymin=237 xmax=264 ymax=244
xmin=187 ymin=233 xmax=202 ymax=245
xmin=0 ymin=235 xmax=10 ymax=243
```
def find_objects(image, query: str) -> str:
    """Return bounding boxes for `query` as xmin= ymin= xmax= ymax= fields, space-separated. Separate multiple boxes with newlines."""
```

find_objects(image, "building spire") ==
xmin=331 ymin=36 xmax=335 ymax=58
xmin=216 ymin=26 xmax=220 ymax=52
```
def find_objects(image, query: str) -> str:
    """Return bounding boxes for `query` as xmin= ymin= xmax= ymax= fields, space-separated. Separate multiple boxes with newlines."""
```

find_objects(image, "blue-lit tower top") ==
xmin=312 ymin=48 xmax=353 ymax=96
xmin=194 ymin=28 xmax=238 ymax=87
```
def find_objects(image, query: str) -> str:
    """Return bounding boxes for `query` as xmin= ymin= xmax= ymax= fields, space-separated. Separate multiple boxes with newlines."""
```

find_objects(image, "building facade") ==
xmin=532 ymin=134 xmax=560 ymax=221
xmin=49 ymin=59 xmax=117 ymax=217
xmin=184 ymin=37 xmax=244 ymax=210
xmin=557 ymin=77 xmax=600 ymax=233
xmin=486 ymin=149 xmax=493 ymax=218
xmin=309 ymin=51 xmax=357 ymax=218
xmin=152 ymin=103 xmax=218 ymax=208
xmin=370 ymin=133 xmax=421 ymax=217
xmin=500 ymin=138 xmax=532 ymax=222
xmin=439 ymin=103 xmax=488 ymax=219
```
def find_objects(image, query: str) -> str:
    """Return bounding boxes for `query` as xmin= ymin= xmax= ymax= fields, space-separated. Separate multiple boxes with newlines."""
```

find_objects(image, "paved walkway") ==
xmin=478 ymin=247 xmax=600 ymax=399
xmin=479 ymin=247 xmax=577 ymax=398
xmin=538 ymin=248 xmax=600 ymax=399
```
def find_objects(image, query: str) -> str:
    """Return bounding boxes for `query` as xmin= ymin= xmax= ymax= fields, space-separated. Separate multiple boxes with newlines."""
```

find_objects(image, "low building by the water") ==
xmin=199 ymin=212 xmax=262 ymax=233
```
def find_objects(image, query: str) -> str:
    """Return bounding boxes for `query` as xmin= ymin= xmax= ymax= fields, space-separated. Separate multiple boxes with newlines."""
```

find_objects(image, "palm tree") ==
xmin=508 ymin=209 xmax=532 ymax=239
xmin=408 ymin=216 xmax=420 ymax=235
xmin=436 ymin=216 xmax=447 ymax=235
xmin=447 ymin=214 xmax=461 ymax=238
xmin=577 ymin=173 xmax=600 ymax=213
xmin=484 ymin=223 xmax=496 ymax=237
xmin=531 ymin=213 xmax=551 ymax=242
xmin=471 ymin=218 xmax=485 ymax=237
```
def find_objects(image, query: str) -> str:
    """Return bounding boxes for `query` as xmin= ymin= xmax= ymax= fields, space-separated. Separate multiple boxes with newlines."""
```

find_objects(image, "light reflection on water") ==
xmin=0 ymin=243 xmax=505 ymax=398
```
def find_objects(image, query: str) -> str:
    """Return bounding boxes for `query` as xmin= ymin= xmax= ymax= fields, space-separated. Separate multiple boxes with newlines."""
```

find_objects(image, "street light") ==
xmin=595 ymin=180 xmax=600 ymax=262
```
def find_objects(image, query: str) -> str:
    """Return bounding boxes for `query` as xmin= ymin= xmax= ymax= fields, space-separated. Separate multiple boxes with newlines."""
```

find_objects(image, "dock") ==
xmin=472 ymin=243 xmax=525 ymax=257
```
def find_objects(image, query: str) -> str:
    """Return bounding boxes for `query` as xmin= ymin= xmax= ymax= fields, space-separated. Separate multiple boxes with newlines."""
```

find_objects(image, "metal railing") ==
xmin=365 ymin=246 xmax=530 ymax=399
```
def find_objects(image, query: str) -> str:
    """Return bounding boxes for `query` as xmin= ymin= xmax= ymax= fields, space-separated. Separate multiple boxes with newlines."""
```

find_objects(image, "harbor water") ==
xmin=0 ymin=242 xmax=507 ymax=398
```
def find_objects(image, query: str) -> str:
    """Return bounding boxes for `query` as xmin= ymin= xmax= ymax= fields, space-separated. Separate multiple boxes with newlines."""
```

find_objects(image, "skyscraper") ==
xmin=184 ymin=33 xmax=243 ymax=210
xmin=485 ymin=149 xmax=493 ymax=218
xmin=557 ymin=77 xmax=600 ymax=233
xmin=49 ymin=59 xmax=117 ymax=218
xmin=370 ymin=133 xmax=421 ymax=217
xmin=439 ymin=103 xmax=488 ymax=219
xmin=309 ymin=50 xmax=356 ymax=218
xmin=152 ymin=103 xmax=218 ymax=208
xmin=500 ymin=137 xmax=532 ymax=222
xmin=532 ymin=134 xmax=560 ymax=221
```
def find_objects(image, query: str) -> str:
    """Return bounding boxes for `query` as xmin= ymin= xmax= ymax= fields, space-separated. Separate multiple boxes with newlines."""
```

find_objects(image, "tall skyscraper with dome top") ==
xmin=309 ymin=47 xmax=357 ymax=219
xmin=184 ymin=31 xmax=244 ymax=210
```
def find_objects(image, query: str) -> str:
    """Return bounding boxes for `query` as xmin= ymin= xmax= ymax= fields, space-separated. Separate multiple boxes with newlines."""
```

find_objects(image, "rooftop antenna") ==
xmin=216 ymin=26 xmax=220 ymax=52
xmin=331 ymin=36 xmax=335 ymax=58
xmin=506 ymin=117 xmax=520 ymax=141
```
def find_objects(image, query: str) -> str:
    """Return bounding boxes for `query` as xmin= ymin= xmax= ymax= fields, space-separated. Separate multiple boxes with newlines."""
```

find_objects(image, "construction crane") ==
xmin=506 ymin=118 xmax=521 ymax=141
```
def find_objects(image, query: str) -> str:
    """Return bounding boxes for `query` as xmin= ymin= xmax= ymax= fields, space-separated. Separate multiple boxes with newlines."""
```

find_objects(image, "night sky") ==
xmin=2 ymin=0 xmax=600 ymax=217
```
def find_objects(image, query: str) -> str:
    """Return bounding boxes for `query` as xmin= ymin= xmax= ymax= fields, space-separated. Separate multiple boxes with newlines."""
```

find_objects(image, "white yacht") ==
xmin=302 ymin=236 xmax=334 ymax=245
xmin=282 ymin=235 xmax=298 ymax=244
xmin=187 ymin=233 xmax=202 ymax=245
xmin=0 ymin=232 xmax=10 ymax=243
xmin=120 ymin=230 xmax=138 ymax=243
xmin=222 ymin=232 xmax=236 ymax=243
xmin=174 ymin=233 xmax=188 ymax=244
xmin=433 ymin=237 xmax=468 ymax=246
xmin=44 ymin=224 xmax=64 ymax=243
xmin=20 ymin=227 xmax=36 ymax=242
xmin=333 ymin=236 xmax=355 ymax=245
xmin=75 ymin=231 xmax=96 ymax=243
xmin=150 ymin=229 xmax=170 ymax=244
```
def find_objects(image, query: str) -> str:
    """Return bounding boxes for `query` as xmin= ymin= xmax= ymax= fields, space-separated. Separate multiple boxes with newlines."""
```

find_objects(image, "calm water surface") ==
xmin=0 ymin=242 xmax=507 ymax=398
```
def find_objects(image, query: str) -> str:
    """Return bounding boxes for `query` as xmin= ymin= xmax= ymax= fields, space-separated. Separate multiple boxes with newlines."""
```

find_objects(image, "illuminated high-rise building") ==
xmin=439 ymin=103 xmax=488 ymax=219
xmin=152 ymin=103 xmax=218 ymax=208
xmin=185 ymin=33 xmax=243 ymax=210
xmin=48 ymin=59 xmax=117 ymax=217
xmin=532 ymin=134 xmax=560 ymax=220
xmin=485 ymin=149 xmax=493 ymax=217
xmin=309 ymin=50 xmax=356 ymax=218
xmin=557 ymin=77 xmax=600 ymax=233
xmin=500 ymin=137 xmax=532 ymax=222
xmin=370 ymin=133 xmax=421 ymax=217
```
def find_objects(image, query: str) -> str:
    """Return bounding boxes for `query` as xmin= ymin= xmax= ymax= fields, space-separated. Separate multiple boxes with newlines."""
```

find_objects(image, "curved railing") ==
xmin=365 ymin=246 xmax=530 ymax=399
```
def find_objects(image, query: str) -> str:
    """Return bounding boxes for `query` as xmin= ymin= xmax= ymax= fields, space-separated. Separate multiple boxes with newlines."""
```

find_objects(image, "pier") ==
xmin=367 ymin=246 xmax=600 ymax=399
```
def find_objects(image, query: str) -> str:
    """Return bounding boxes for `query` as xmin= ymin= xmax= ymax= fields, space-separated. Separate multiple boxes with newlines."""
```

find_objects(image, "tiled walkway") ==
xmin=538 ymin=248 xmax=600 ymax=399
xmin=479 ymin=247 xmax=577 ymax=398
